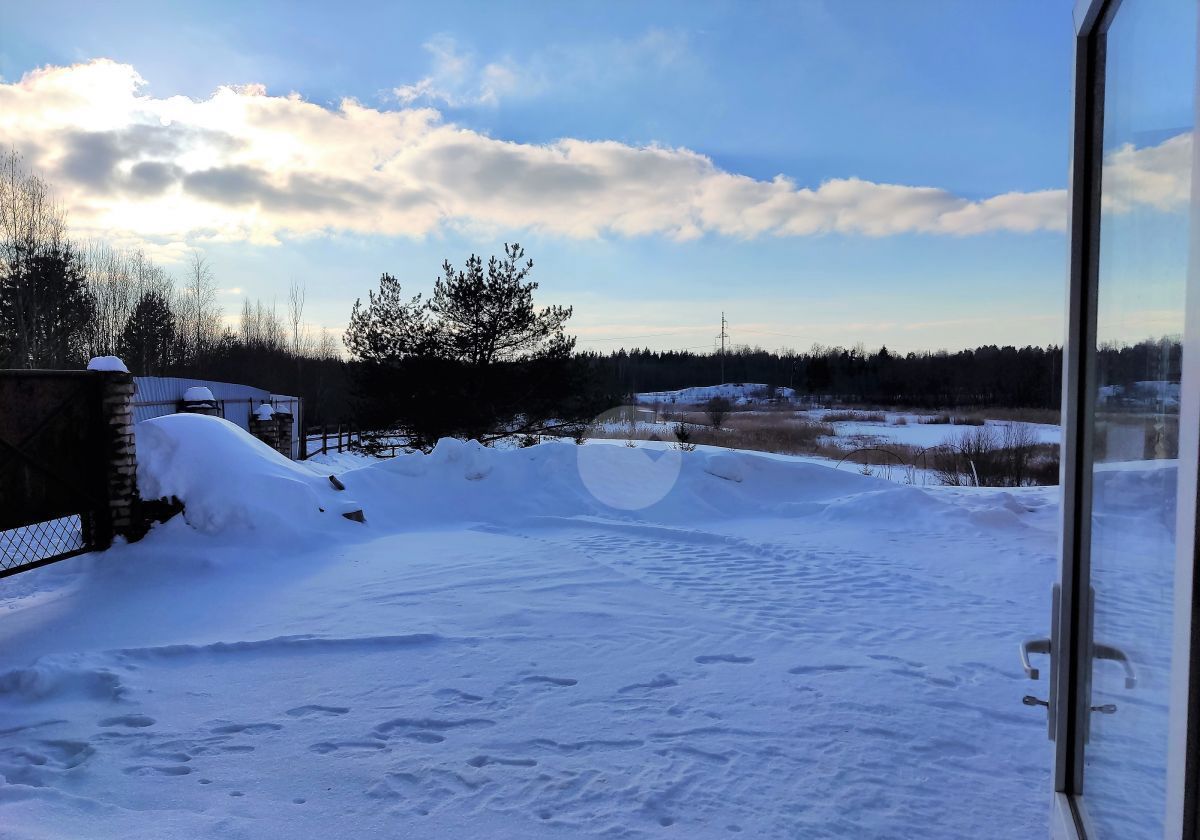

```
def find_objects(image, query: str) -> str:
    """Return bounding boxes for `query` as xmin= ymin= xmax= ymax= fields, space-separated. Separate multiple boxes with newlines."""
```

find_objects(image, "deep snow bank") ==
xmin=135 ymin=418 xmax=1052 ymax=542
xmin=337 ymin=437 xmax=1051 ymax=537
xmin=339 ymin=437 xmax=894 ymax=528
xmin=136 ymin=414 xmax=361 ymax=537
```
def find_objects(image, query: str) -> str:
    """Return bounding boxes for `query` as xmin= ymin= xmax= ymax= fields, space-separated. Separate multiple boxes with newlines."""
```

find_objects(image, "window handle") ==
xmin=1093 ymin=642 xmax=1137 ymax=689
xmin=1020 ymin=637 xmax=1052 ymax=680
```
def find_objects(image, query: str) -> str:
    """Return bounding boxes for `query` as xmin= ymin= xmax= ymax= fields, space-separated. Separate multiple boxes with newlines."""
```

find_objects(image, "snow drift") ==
xmin=133 ymin=417 xmax=1045 ymax=545
xmin=135 ymin=414 xmax=363 ymax=537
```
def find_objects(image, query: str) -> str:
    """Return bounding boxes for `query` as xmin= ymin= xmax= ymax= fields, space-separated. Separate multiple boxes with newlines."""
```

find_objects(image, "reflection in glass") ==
xmin=1080 ymin=1 xmax=1194 ymax=836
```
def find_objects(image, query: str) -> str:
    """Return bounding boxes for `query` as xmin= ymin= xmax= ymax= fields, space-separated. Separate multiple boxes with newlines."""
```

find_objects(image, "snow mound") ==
xmin=818 ymin=485 xmax=956 ymax=528
xmin=134 ymin=419 xmax=1046 ymax=543
xmin=0 ymin=657 xmax=124 ymax=703
xmin=703 ymin=451 xmax=746 ymax=482
xmin=86 ymin=356 xmax=128 ymax=373
xmin=136 ymin=414 xmax=358 ymax=537
xmin=344 ymin=439 xmax=917 ymax=529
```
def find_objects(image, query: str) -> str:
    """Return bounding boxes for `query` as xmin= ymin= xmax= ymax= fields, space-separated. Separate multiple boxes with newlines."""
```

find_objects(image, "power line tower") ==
xmin=718 ymin=311 xmax=728 ymax=384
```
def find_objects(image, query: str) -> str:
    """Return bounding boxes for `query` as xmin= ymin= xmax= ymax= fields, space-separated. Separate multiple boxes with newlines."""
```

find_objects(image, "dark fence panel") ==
xmin=0 ymin=371 xmax=110 ymax=577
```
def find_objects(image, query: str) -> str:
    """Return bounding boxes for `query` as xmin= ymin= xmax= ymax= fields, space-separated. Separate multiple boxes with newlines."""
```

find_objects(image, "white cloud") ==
xmin=1101 ymin=132 xmax=1192 ymax=213
xmin=393 ymin=36 xmax=524 ymax=107
xmin=9 ymin=59 xmax=1170 ymax=257
xmin=391 ymin=29 xmax=688 ymax=109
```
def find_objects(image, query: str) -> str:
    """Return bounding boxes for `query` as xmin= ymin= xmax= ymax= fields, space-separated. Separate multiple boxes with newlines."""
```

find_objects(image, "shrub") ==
xmin=931 ymin=423 xmax=1055 ymax=486
xmin=674 ymin=423 xmax=697 ymax=452
xmin=705 ymin=396 xmax=734 ymax=427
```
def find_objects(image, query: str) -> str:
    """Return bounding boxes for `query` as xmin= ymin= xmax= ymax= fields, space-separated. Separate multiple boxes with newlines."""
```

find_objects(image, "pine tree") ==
xmin=429 ymin=243 xmax=573 ymax=366
xmin=0 ymin=241 xmax=94 ymax=368
xmin=119 ymin=290 xmax=176 ymax=375
xmin=344 ymin=273 xmax=428 ymax=364
xmin=344 ymin=245 xmax=603 ymax=449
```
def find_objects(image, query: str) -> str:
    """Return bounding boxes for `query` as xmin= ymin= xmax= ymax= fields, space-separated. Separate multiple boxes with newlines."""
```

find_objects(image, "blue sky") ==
xmin=0 ymin=1 xmax=1081 ymax=353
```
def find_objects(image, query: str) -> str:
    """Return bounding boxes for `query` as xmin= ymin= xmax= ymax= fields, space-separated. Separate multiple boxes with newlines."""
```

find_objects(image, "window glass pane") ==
xmin=1081 ymin=0 xmax=1195 ymax=835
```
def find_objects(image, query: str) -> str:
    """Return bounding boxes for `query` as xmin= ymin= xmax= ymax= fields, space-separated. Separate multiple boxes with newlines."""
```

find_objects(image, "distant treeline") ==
xmin=585 ymin=344 xmax=1067 ymax=409
xmin=587 ymin=336 xmax=1184 ymax=410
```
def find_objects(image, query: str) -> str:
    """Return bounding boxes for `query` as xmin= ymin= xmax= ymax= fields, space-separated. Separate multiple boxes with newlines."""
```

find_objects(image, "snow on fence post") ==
xmin=180 ymin=385 xmax=219 ymax=416
xmin=88 ymin=357 xmax=139 ymax=544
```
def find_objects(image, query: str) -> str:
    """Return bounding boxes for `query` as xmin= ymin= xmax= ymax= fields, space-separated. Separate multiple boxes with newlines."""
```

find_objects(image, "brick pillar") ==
xmin=97 ymin=371 xmax=138 ymax=543
xmin=275 ymin=411 xmax=294 ymax=459
xmin=250 ymin=406 xmax=294 ymax=458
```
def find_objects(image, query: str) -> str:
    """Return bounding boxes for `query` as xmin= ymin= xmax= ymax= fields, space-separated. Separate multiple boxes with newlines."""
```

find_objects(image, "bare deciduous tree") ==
xmin=83 ymin=241 xmax=172 ymax=358
xmin=177 ymin=251 xmax=220 ymax=362
xmin=239 ymin=297 xmax=285 ymax=351
xmin=0 ymin=149 xmax=93 ymax=367
xmin=288 ymin=279 xmax=312 ymax=356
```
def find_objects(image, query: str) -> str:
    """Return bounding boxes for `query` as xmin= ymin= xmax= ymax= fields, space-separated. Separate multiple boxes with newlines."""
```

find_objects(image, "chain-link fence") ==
xmin=0 ymin=515 xmax=89 ymax=578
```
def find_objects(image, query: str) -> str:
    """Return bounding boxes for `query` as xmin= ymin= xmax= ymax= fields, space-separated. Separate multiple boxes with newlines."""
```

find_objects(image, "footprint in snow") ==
xmin=100 ymin=714 xmax=156 ymax=728
xmin=210 ymin=722 xmax=283 ymax=735
xmin=286 ymin=705 xmax=350 ymax=718
xmin=695 ymin=655 xmax=755 ymax=665
xmin=520 ymin=675 xmax=578 ymax=687
xmin=787 ymin=664 xmax=859 ymax=675
xmin=123 ymin=764 xmax=191 ymax=776
xmin=310 ymin=740 xmax=386 ymax=754
xmin=467 ymin=754 xmax=537 ymax=768
xmin=617 ymin=674 xmax=678 ymax=693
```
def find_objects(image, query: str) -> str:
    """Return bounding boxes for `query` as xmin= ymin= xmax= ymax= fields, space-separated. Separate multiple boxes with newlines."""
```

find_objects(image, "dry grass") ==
xmin=586 ymin=412 xmax=835 ymax=457
xmin=823 ymin=410 xmax=887 ymax=423
xmin=918 ymin=413 xmax=984 ymax=426
xmin=582 ymin=404 xmax=1062 ymax=485
xmin=975 ymin=406 xmax=1062 ymax=425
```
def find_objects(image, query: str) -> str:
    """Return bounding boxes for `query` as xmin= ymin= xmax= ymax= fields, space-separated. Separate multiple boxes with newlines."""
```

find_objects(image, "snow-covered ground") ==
xmin=805 ymin=411 xmax=1061 ymax=450
xmin=0 ymin=415 xmax=1064 ymax=839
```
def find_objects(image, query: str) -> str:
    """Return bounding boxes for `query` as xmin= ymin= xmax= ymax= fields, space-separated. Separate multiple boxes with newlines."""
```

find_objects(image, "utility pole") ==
xmin=718 ymin=311 xmax=728 ymax=384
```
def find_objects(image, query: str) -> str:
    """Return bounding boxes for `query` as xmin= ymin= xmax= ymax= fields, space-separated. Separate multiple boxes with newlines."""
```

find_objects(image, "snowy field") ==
xmin=802 ymin=410 xmax=1060 ymax=450
xmin=0 ymin=415 xmax=1064 ymax=839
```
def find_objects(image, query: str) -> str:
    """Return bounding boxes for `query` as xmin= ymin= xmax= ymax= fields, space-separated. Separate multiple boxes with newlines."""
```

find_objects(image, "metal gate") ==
xmin=0 ymin=371 xmax=111 ymax=578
